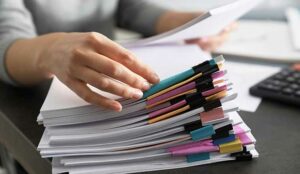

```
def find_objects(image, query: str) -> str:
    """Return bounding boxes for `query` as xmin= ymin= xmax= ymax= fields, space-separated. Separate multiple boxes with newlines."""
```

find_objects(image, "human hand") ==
xmin=36 ymin=32 xmax=159 ymax=111
xmin=185 ymin=22 xmax=238 ymax=52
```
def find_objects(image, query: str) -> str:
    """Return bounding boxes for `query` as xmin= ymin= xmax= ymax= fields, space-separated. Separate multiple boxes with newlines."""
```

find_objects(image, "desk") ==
xmin=0 ymin=79 xmax=299 ymax=174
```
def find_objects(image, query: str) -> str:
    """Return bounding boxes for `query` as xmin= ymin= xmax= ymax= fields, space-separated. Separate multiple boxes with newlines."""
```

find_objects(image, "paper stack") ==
xmin=36 ymin=0 xmax=261 ymax=173
xmin=38 ymin=55 xmax=258 ymax=174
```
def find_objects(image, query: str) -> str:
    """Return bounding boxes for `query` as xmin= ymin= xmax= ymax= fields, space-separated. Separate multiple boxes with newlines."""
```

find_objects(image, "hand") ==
xmin=36 ymin=32 xmax=160 ymax=111
xmin=185 ymin=22 xmax=238 ymax=52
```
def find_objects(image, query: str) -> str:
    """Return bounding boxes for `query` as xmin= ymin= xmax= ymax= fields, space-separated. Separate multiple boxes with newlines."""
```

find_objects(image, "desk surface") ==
xmin=0 ymin=79 xmax=299 ymax=174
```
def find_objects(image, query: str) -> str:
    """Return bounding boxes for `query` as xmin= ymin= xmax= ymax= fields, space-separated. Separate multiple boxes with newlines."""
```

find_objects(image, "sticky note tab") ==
xmin=190 ymin=125 xmax=215 ymax=140
xmin=187 ymin=152 xmax=210 ymax=163
xmin=219 ymin=139 xmax=243 ymax=154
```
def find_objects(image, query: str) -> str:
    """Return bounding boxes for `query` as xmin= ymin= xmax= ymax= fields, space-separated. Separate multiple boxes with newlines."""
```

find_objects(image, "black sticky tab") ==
xmin=202 ymin=65 xmax=219 ymax=76
xmin=192 ymin=61 xmax=210 ymax=74
xmin=186 ymin=92 xmax=203 ymax=103
xmin=215 ymin=124 xmax=233 ymax=133
xmin=170 ymin=95 xmax=187 ymax=105
xmin=232 ymin=152 xmax=253 ymax=161
xmin=196 ymin=81 xmax=214 ymax=92
xmin=211 ymin=131 xmax=230 ymax=140
xmin=203 ymin=100 xmax=222 ymax=112
xmin=184 ymin=120 xmax=203 ymax=132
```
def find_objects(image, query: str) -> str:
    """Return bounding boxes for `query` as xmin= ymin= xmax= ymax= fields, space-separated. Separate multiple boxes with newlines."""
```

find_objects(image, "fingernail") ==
xmin=151 ymin=73 xmax=160 ymax=83
xmin=112 ymin=102 xmax=122 ymax=112
xmin=142 ymin=81 xmax=151 ymax=91
xmin=132 ymin=89 xmax=143 ymax=99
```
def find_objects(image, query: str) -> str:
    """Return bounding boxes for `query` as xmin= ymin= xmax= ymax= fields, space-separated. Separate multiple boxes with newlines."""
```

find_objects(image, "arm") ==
xmin=1 ymin=1 xmax=159 ymax=111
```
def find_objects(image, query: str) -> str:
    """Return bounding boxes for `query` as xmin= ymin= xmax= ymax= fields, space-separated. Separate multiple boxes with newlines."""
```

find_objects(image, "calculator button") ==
xmin=295 ymin=90 xmax=300 ymax=97
xmin=258 ymin=83 xmax=281 ymax=91
xmin=287 ymin=77 xmax=296 ymax=83
xmin=290 ymin=84 xmax=299 ymax=89
xmin=282 ymin=88 xmax=294 ymax=95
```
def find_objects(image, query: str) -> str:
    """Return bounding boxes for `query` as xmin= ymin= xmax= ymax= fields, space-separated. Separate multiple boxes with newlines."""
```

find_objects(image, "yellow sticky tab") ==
xmin=205 ymin=90 xmax=227 ymax=101
xmin=219 ymin=139 xmax=243 ymax=154
xmin=147 ymin=73 xmax=203 ymax=100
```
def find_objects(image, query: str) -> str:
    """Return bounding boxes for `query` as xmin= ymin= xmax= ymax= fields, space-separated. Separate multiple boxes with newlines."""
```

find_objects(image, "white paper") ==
xmin=225 ymin=61 xmax=280 ymax=112
xmin=123 ymin=0 xmax=262 ymax=47
xmin=215 ymin=20 xmax=300 ymax=62
xmin=286 ymin=8 xmax=300 ymax=51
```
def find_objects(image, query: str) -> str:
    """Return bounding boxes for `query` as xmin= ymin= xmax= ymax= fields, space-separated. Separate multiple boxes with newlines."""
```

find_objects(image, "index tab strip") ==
xmin=184 ymin=120 xmax=203 ymax=133
xmin=230 ymin=146 xmax=253 ymax=161
xmin=143 ymin=68 xmax=194 ymax=98
xmin=203 ymin=100 xmax=222 ymax=112
xmin=219 ymin=139 xmax=243 ymax=154
xmin=190 ymin=125 xmax=215 ymax=141
xmin=186 ymin=152 xmax=210 ymax=163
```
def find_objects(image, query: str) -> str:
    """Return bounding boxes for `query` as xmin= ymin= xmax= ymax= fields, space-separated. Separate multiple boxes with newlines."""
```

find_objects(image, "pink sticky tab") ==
xmin=148 ymin=100 xmax=186 ymax=118
xmin=202 ymin=85 xmax=227 ymax=97
xmin=168 ymin=140 xmax=212 ymax=153
xmin=212 ymin=70 xmax=225 ymax=79
xmin=170 ymin=144 xmax=219 ymax=156
xmin=237 ymin=133 xmax=252 ymax=145
xmin=233 ymin=125 xmax=244 ymax=134
xmin=200 ymin=107 xmax=224 ymax=123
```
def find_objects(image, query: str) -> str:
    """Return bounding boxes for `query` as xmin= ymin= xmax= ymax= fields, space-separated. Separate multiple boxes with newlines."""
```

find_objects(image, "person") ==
xmin=0 ymin=0 xmax=234 ymax=111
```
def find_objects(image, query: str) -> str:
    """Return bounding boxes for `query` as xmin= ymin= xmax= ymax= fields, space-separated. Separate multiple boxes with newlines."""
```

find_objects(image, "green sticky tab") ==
xmin=187 ymin=152 xmax=210 ymax=163
xmin=143 ymin=69 xmax=194 ymax=98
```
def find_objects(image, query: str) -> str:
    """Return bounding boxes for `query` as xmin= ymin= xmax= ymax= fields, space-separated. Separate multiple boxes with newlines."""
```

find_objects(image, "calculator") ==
xmin=250 ymin=64 xmax=300 ymax=106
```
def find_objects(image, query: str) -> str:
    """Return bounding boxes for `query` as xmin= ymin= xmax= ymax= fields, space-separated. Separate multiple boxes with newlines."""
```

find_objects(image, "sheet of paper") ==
xmin=225 ymin=61 xmax=280 ymax=112
xmin=215 ymin=20 xmax=300 ymax=62
xmin=286 ymin=8 xmax=300 ymax=51
xmin=123 ymin=0 xmax=262 ymax=47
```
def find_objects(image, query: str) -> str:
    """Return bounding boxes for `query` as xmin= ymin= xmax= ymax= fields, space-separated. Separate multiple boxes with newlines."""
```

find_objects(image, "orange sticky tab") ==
xmin=148 ymin=105 xmax=190 ymax=124
xmin=205 ymin=90 xmax=227 ymax=101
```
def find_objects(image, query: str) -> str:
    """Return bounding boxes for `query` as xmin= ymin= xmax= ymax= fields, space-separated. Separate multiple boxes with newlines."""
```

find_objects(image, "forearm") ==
xmin=155 ymin=11 xmax=201 ymax=34
xmin=5 ymin=33 xmax=61 ymax=85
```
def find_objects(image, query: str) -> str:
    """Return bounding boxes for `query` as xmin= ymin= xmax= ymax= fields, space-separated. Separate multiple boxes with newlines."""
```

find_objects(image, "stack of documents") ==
xmin=36 ymin=0 xmax=261 ymax=173
xmin=37 ymin=55 xmax=258 ymax=174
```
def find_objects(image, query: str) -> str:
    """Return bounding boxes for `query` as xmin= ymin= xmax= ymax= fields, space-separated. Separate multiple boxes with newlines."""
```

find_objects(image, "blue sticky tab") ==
xmin=187 ymin=152 xmax=210 ymax=163
xmin=213 ymin=134 xmax=236 ymax=145
xmin=190 ymin=125 xmax=215 ymax=141
xmin=143 ymin=69 xmax=194 ymax=98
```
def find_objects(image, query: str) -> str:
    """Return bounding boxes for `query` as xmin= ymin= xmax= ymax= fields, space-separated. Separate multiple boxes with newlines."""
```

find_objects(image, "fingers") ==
xmin=78 ymin=50 xmax=151 ymax=91
xmin=73 ymin=66 xmax=144 ymax=100
xmin=185 ymin=22 xmax=237 ymax=52
xmin=86 ymin=32 xmax=160 ymax=84
xmin=63 ymin=77 xmax=122 ymax=111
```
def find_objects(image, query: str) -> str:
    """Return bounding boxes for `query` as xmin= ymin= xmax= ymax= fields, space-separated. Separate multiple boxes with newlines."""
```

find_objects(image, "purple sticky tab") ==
xmin=212 ymin=70 xmax=225 ymax=79
xmin=148 ymin=100 xmax=186 ymax=118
